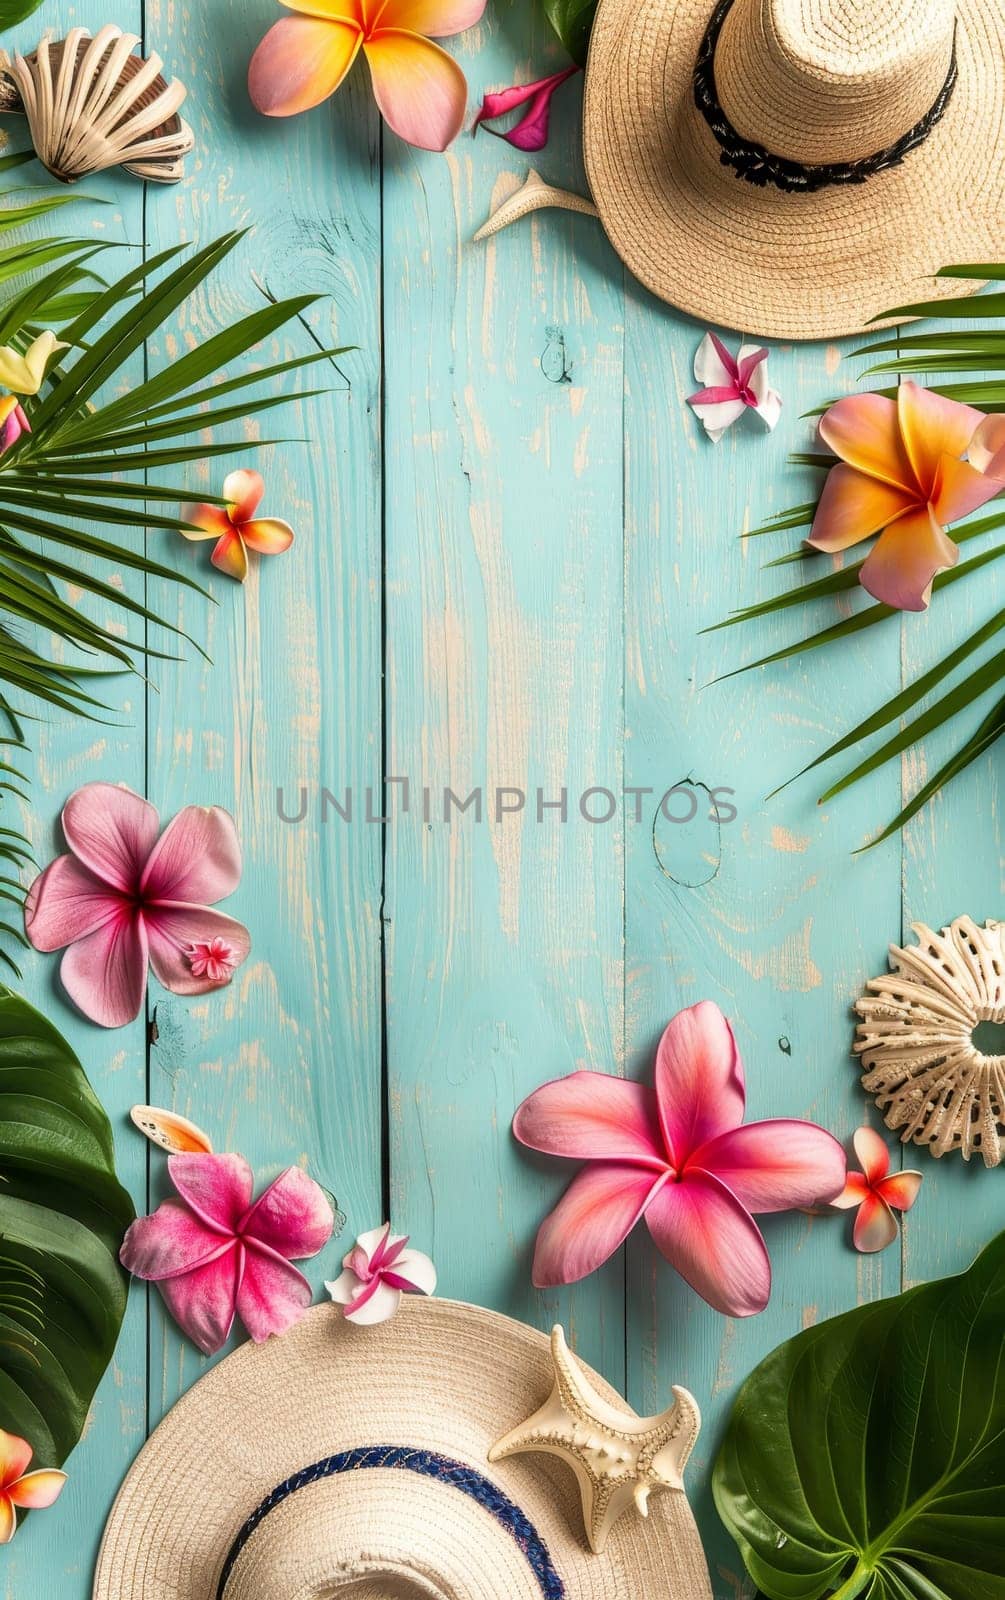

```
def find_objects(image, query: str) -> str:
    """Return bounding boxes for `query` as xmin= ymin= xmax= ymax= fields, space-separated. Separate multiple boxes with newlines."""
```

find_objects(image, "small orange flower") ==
xmin=808 ymin=382 xmax=1005 ymax=611
xmin=0 ymin=1430 xmax=66 ymax=1544
xmin=181 ymin=470 xmax=294 ymax=584
xmin=831 ymin=1126 xmax=922 ymax=1253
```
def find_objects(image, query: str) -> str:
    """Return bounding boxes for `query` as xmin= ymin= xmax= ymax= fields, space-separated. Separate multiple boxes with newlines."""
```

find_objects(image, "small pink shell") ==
xmin=130 ymin=1105 xmax=213 ymax=1154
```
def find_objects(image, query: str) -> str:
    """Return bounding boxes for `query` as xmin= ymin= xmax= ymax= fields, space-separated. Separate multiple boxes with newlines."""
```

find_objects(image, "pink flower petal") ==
xmin=968 ymin=413 xmax=1005 ymax=474
xmin=7 ymin=1470 xmax=66 ymax=1510
xmin=363 ymin=30 xmax=467 ymax=151
xmin=654 ymin=1001 xmax=745 ymax=1168
xmin=376 ymin=0 xmax=486 ymax=36
xmin=236 ymin=1242 xmax=314 ymax=1342
xmin=145 ymin=904 xmax=250 ymax=995
xmin=180 ymin=504 xmax=233 ymax=541
xmin=513 ymin=1070 xmax=665 ymax=1167
xmin=474 ymin=65 xmax=578 ymax=151
xmin=224 ymin=469 xmax=266 ymax=523
xmin=249 ymin=16 xmax=363 ymax=117
xmin=858 ymin=504 xmax=957 ymax=612
xmin=142 ymin=805 xmax=242 ymax=904
xmin=876 ymin=1170 xmax=923 ymax=1212
xmin=818 ymin=393 xmax=917 ymax=493
xmin=23 ymin=854 xmax=122 ymax=952
xmin=807 ymin=463 xmax=915 ymax=553
xmin=644 ymin=1169 xmax=772 ymax=1317
xmin=693 ymin=332 xmax=736 ymax=388
xmin=345 ymin=1277 xmax=403 ymax=1324
xmin=240 ymin=518 xmax=295 ymax=556
xmin=385 ymin=1245 xmax=436 ymax=1295
xmin=156 ymin=1241 xmax=244 ymax=1355
xmin=119 ymin=1198 xmax=236 ymax=1279
xmin=239 ymin=1166 xmax=335 ymax=1260
xmin=851 ymin=1125 xmax=890 ymax=1186
xmin=831 ymin=1170 xmax=871 ymax=1209
xmin=691 ymin=1119 xmax=847 ymax=1212
xmin=211 ymin=531 xmax=248 ymax=582
xmin=931 ymin=454 xmax=1003 ymax=525
xmin=0 ymin=1433 xmax=33 ymax=1488
xmin=59 ymin=908 xmax=148 ymax=1028
xmin=0 ymin=1496 xmax=14 ymax=1544
xmin=852 ymin=1191 xmax=899 ymax=1253
xmin=896 ymin=381 xmax=984 ymax=498
xmin=167 ymin=1153 xmax=255 ymax=1233
xmin=60 ymin=782 xmax=159 ymax=894
xmin=530 ymin=1163 xmax=665 ymax=1287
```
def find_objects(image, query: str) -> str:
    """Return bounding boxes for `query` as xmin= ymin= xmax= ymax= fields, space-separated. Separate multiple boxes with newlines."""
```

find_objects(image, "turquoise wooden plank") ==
xmin=621 ymin=300 xmax=906 ymax=1594
xmin=3 ymin=0 xmax=148 ymax=1592
xmin=382 ymin=1 xmax=630 ymax=1381
xmin=141 ymin=0 xmax=385 ymax=1423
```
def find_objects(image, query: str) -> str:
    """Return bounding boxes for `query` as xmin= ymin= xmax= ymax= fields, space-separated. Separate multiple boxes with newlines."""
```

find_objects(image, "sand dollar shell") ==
xmin=0 ymin=25 xmax=193 ymax=184
xmin=854 ymin=915 xmax=1005 ymax=1167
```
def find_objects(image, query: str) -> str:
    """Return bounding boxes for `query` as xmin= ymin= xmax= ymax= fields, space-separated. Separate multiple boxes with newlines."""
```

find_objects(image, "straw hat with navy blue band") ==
xmin=93 ymin=1297 xmax=713 ymax=1600
xmin=582 ymin=0 xmax=1005 ymax=338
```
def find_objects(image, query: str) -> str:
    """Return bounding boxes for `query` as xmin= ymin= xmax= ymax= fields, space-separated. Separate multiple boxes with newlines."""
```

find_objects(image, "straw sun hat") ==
xmin=582 ymin=0 xmax=1005 ymax=338
xmin=94 ymin=1298 xmax=713 ymax=1600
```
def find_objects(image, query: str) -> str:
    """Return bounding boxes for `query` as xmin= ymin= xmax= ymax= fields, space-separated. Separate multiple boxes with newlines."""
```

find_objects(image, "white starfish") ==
xmin=489 ymin=1325 xmax=700 ymax=1554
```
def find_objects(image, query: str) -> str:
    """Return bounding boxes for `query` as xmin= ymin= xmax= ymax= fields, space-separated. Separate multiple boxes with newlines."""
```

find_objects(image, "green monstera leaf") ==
xmin=0 ymin=988 xmax=134 ymax=1466
xmin=541 ymin=0 xmax=598 ymax=64
xmin=714 ymin=1230 xmax=1005 ymax=1600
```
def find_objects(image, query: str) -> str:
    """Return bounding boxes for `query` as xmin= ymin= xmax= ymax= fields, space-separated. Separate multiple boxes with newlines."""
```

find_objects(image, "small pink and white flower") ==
xmin=185 ymin=937 xmax=239 ymax=982
xmin=326 ymin=1223 xmax=436 ymax=1325
xmin=0 ymin=1429 xmax=66 ymax=1544
xmin=687 ymin=332 xmax=782 ymax=443
xmin=831 ymin=1126 xmax=923 ymax=1253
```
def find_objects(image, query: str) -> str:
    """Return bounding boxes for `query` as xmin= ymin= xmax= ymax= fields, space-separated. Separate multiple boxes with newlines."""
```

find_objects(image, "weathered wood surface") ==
xmin=4 ymin=0 xmax=1000 ymax=1596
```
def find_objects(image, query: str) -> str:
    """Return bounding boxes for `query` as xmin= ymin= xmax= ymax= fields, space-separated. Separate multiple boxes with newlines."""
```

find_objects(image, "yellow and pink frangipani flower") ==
xmin=808 ymin=381 xmax=1005 ymax=612
xmin=248 ymin=0 xmax=486 ymax=152
xmin=181 ymin=470 xmax=294 ymax=584
xmin=0 ymin=1430 xmax=66 ymax=1544
xmin=514 ymin=1001 xmax=847 ymax=1318
xmin=831 ymin=1126 xmax=923 ymax=1253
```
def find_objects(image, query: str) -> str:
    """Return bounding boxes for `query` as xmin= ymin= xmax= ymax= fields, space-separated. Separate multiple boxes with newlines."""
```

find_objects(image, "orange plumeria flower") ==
xmin=181 ymin=470 xmax=294 ymax=584
xmin=0 ymin=1430 xmax=66 ymax=1544
xmin=248 ymin=0 xmax=486 ymax=151
xmin=831 ymin=1126 xmax=922 ymax=1253
xmin=808 ymin=381 xmax=1005 ymax=611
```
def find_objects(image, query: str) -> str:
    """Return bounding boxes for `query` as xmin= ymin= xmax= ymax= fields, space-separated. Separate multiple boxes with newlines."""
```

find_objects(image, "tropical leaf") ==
xmin=0 ymin=988 xmax=135 ymax=1468
xmin=721 ymin=264 xmax=1005 ymax=844
xmin=0 ymin=0 xmax=44 ymax=23
xmin=713 ymin=1228 xmax=1005 ymax=1600
xmin=0 ymin=161 xmax=346 ymax=968
xmin=539 ymin=0 xmax=598 ymax=64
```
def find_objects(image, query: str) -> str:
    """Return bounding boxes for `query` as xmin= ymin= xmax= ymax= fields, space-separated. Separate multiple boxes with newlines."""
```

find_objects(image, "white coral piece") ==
xmin=855 ymin=916 xmax=1005 ymax=1168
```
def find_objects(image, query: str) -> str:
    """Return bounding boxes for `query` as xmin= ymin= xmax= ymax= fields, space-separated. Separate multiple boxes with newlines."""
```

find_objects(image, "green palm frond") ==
xmin=0 ymin=159 xmax=347 ymax=968
xmin=721 ymin=264 xmax=1005 ymax=847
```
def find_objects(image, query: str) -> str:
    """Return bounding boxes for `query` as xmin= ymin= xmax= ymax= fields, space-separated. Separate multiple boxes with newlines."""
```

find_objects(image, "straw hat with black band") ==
xmin=582 ymin=0 xmax=1005 ymax=339
xmin=93 ymin=1298 xmax=713 ymax=1600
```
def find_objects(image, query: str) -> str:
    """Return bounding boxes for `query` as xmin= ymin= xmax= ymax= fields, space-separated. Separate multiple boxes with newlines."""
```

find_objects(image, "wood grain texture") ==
xmin=3 ymin=1 xmax=1001 ymax=1597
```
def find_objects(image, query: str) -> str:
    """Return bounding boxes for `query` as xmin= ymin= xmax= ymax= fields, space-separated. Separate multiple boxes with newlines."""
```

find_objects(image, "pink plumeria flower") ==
xmin=687 ymin=332 xmax=782 ymax=443
xmin=24 ymin=782 xmax=250 ymax=1029
xmin=120 ymin=1153 xmax=335 ymax=1354
xmin=181 ymin=469 xmax=294 ymax=583
xmin=831 ymin=1126 xmax=923 ymax=1253
xmin=807 ymin=384 xmax=1005 ymax=611
xmin=473 ymin=66 xmax=580 ymax=151
xmin=0 ymin=1430 xmax=66 ymax=1544
xmin=326 ymin=1223 xmax=436 ymax=1325
xmin=514 ymin=1001 xmax=846 ymax=1318
xmin=248 ymin=0 xmax=487 ymax=153
xmin=0 ymin=395 xmax=29 ymax=455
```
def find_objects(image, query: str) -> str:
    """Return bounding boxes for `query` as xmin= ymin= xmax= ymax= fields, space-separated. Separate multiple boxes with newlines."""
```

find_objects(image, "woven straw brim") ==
xmin=583 ymin=0 xmax=1005 ymax=338
xmin=93 ymin=1298 xmax=712 ymax=1600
